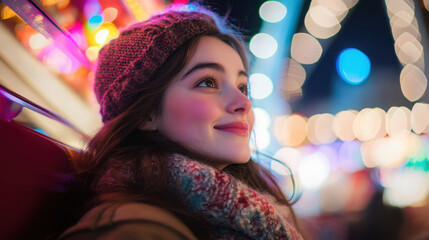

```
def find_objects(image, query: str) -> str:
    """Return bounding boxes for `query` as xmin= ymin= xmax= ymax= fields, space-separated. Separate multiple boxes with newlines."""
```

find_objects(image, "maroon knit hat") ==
xmin=94 ymin=10 xmax=219 ymax=122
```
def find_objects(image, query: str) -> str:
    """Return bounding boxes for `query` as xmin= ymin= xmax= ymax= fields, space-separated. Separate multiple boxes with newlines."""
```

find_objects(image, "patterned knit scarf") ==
xmin=94 ymin=154 xmax=303 ymax=239
xmin=166 ymin=154 xmax=303 ymax=240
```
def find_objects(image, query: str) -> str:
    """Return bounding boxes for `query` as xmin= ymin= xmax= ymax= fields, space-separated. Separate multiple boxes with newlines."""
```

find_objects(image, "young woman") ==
xmin=60 ymin=5 xmax=303 ymax=240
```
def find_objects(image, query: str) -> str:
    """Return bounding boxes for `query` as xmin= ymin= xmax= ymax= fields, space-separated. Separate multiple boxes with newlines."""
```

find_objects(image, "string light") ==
xmin=400 ymin=64 xmax=427 ymax=102
xmin=333 ymin=110 xmax=358 ymax=141
xmin=291 ymin=33 xmax=323 ymax=64
xmin=274 ymin=114 xmax=307 ymax=147
xmin=249 ymin=33 xmax=278 ymax=59
xmin=249 ymin=73 xmax=274 ymax=99
xmin=385 ymin=0 xmax=426 ymax=102
xmin=302 ymin=0 xmax=359 ymax=39
xmin=281 ymin=58 xmax=306 ymax=100
xmin=259 ymin=1 xmax=287 ymax=23
xmin=411 ymin=103 xmax=429 ymax=134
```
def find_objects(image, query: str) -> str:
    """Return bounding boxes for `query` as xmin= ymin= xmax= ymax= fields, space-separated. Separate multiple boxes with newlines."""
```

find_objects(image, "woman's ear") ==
xmin=138 ymin=116 xmax=158 ymax=130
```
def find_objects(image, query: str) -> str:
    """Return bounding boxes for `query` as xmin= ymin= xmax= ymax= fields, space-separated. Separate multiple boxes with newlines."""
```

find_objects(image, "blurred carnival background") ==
xmin=1 ymin=0 xmax=429 ymax=239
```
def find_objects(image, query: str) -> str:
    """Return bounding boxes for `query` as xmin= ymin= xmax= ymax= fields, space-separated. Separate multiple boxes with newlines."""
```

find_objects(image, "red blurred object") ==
xmin=0 ymin=86 xmax=83 ymax=240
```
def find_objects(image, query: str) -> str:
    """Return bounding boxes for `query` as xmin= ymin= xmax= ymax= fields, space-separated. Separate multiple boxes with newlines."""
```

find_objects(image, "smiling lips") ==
xmin=214 ymin=122 xmax=250 ymax=136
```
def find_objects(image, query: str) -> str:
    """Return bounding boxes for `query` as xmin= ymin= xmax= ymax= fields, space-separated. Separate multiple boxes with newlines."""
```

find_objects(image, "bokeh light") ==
xmin=383 ymin=168 xmax=429 ymax=207
xmin=88 ymin=14 xmax=103 ymax=30
xmin=93 ymin=23 xmax=119 ymax=46
xmin=249 ymin=73 xmax=274 ymax=100
xmin=83 ymin=0 xmax=101 ymax=19
xmin=361 ymin=140 xmax=378 ymax=168
xmin=309 ymin=5 xmax=339 ymax=28
xmin=336 ymin=48 xmax=371 ymax=85
xmin=385 ymin=0 xmax=415 ymax=18
xmin=333 ymin=110 xmax=358 ymax=141
xmin=406 ymin=132 xmax=424 ymax=161
xmin=95 ymin=29 xmax=109 ymax=45
xmin=391 ymin=21 xmax=421 ymax=43
xmin=259 ymin=1 xmax=287 ymax=23
xmin=249 ymin=33 xmax=278 ymax=59
xmin=281 ymin=58 xmax=306 ymax=100
xmin=291 ymin=33 xmax=323 ymax=64
xmin=274 ymin=147 xmax=302 ymax=175
xmin=307 ymin=114 xmax=336 ymax=145
xmin=85 ymin=46 xmax=100 ymax=62
xmin=400 ymin=64 xmax=427 ymax=102
xmin=390 ymin=10 xmax=414 ymax=29
xmin=304 ymin=9 xmax=341 ymax=39
xmin=307 ymin=114 xmax=320 ymax=145
xmin=299 ymin=152 xmax=331 ymax=189
xmin=29 ymin=33 xmax=52 ymax=50
xmin=378 ymin=167 xmax=398 ymax=188
xmin=253 ymin=107 xmax=271 ymax=130
xmin=411 ymin=102 xmax=429 ymax=134
xmin=123 ymin=0 xmax=148 ymax=21
xmin=274 ymin=114 xmax=307 ymax=147
xmin=316 ymin=113 xmax=336 ymax=144
xmin=42 ymin=47 xmax=80 ymax=74
xmin=253 ymin=128 xmax=271 ymax=150
xmin=386 ymin=106 xmax=411 ymax=137
xmin=353 ymin=108 xmax=386 ymax=141
xmin=394 ymin=32 xmax=424 ymax=66
xmin=372 ymin=135 xmax=409 ymax=167
xmin=252 ymin=107 xmax=271 ymax=150
xmin=311 ymin=0 xmax=349 ymax=22
xmin=102 ymin=7 xmax=118 ymax=23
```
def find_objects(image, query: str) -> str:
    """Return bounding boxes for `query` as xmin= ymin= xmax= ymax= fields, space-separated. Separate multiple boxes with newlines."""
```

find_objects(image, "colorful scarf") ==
xmin=166 ymin=154 xmax=303 ymax=240
xmin=95 ymin=154 xmax=303 ymax=239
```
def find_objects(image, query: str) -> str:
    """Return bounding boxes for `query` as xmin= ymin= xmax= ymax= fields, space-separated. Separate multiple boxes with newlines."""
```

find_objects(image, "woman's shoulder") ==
xmin=59 ymin=202 xmax=197 ymax=240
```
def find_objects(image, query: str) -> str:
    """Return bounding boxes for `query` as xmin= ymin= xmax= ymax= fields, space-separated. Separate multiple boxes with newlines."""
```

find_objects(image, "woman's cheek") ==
xmin=186 ymin=98 xmax=220 ymax=121
xmin=164 ymin=94 xmax=221 ymax=127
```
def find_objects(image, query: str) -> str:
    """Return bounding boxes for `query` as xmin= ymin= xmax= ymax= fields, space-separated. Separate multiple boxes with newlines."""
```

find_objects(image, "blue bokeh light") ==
xmin=88 ymin=14 xmax=103 ymax=29
xmin=336 ymin=48 xmax=371 ymax=85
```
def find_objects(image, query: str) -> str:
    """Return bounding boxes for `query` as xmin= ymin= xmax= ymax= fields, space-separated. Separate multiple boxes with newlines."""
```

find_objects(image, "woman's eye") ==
xmin=238 ymin=85 xmax=248 ymax=96
xmin=196 ymin=78 xmax=217 ymax=88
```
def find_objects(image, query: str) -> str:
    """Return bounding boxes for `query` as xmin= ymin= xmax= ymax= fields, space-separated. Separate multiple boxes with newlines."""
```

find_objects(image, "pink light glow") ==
xmin=173 ymin=0 xmax=189 ymax=4
xmin=39 ymin=45 xmax=81 ymax=74
xmin=67 ymin=22 xmax=88 ymax=49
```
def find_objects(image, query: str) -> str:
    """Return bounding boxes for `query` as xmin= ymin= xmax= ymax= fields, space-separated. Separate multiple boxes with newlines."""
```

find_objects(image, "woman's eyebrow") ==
xmin=181 ymin=62 xmax=248 ymax=79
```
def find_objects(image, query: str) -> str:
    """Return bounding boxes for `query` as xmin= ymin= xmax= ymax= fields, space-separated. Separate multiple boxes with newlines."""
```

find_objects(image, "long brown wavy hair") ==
xmin=72 ymin=9 xmax=299 ymax=239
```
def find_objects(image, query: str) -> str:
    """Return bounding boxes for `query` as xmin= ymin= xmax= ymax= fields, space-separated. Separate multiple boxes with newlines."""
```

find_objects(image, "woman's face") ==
xmin=154 ymin=36 xmax=254 ymax=169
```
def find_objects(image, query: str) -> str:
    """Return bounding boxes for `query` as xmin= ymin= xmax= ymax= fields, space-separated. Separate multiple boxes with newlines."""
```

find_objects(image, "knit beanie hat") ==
xmin=94 ymin=9 xmax=219 ymax=122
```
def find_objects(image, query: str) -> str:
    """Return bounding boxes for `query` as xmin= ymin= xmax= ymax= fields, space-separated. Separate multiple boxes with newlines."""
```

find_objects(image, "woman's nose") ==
xmin=226 ymin=87 xmax=252 ymax=114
